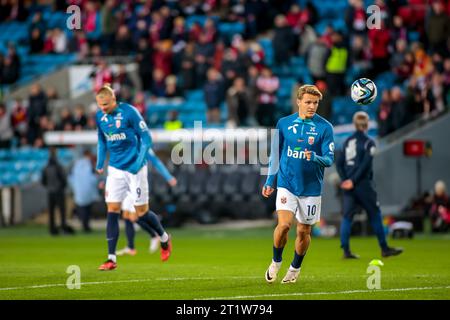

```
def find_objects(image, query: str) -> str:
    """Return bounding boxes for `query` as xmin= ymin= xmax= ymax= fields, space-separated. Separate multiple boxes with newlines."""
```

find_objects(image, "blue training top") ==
xmin=96 ymin=102 xmax=152 ymax=174
xmin=265 ymin=113 xmax=335 ymax=196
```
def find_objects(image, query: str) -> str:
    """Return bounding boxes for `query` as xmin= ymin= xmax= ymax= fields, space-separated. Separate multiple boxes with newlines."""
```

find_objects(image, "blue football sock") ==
xmin=106 ymin=213 xmax=120 ymax=256
xmin=273 ymin=246 xmax=284 ymax=263
xmin=291 ymin=251 xmax=305 ymax=269
xmin=124 ymin=219 xmax=135 ymax=250
xmin=137 ymin=211 xmax=166 ymax=238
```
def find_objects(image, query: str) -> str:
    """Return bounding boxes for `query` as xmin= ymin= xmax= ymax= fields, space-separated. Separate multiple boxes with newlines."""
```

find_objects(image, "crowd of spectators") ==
xmin=0 ymin=0 xmax=449 ymax=138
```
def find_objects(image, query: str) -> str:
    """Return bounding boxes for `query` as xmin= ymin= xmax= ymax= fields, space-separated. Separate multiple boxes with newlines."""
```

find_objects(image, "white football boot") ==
xmin=265 ymin=260 xmax=282 ymax=283
xmin=281 ymin=266 xmax=301 ymax=284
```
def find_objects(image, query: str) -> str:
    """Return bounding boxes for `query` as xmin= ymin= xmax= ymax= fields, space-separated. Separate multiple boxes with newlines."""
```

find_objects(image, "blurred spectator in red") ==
xmin=256 ymin=67 xmax=279 ymax=127
xmin=345 ymin=0 xmax=366 ymax=35
xmin=203 ymin=18 xmax=218 ymax=43
xmin=226 ymin=77 xmax=254 ymax=127
xmin=204 ymin=68 xmax=225 ymax=123
xmin=43 ymin=29 xmax=55 ymax=53
xmin=83 ymin=0 xmax=101 ymax=40
xmin=180 ymin=42 xmax=196 ymax=90
xmin=368 ymin=20 xmax=391 ymax=78
xmin=133 ymin=92 xmax=147 ymax=116
xmin=73 ymin=105 xmax=88 ymax=130
xmin=10 ymin=99 xmax=27 ymax=145
xmin=273 ymin=14 xmax=294 ymax=67
xmin=426 ymin=0 xmax=450 ymax=56
xmin=91 ymin=60 xmax=113 ymax=93
xmin=0 ymin=103 xmax=13 ymax=149
xmin=213 ymin=40 xmax=225 ymax=72
xmin=165 ymin=75 xmax=184 ymax=98
xmin=429 ymin=180 xmax=450 ymax=232
xmin=153 ymin=40 xmax=173 ymax=77
xmin=151 ymin=68 xmax=166 ymax=97
xmin=189 ymin=22 xmax=203 ymax=42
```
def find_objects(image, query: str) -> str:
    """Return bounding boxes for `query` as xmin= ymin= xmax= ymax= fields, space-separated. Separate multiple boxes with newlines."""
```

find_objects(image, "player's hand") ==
xmin=168 ymin=177 xmax=178 ymax=187
xmin=262 ymin=185 xmax=274 ymax=198
xmin=97 ymin=168 xmax=104 ymax=174
xmin=340 ymin=179 xmax=354 ymax=190
xmin=305 ymin=148 xmax=312 ymax=161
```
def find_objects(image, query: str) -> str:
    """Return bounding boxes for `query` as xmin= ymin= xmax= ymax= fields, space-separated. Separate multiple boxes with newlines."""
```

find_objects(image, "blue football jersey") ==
xmin=265 ymin=113 xmax=335 ymax=196
xmin=96 ymin=102 xmax=152 ymax=173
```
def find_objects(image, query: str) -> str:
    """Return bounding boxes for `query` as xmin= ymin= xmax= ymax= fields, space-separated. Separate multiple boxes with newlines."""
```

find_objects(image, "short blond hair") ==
xmin=353 ymin=111 xmax=369 ymax=131
xmin=297 ymin=85 xmax=323 ymax=100
xmin=96 ymin=83 xmax=115 ymax=98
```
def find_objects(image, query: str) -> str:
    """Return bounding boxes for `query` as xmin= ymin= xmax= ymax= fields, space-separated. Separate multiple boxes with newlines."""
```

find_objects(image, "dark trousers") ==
xmin=48 ymin=192 xmax=67 ymax=231
xmin=76 ymin=204 xmax=92 ymax=231
xmin=340 ymin=180 xmax=388 ymax=251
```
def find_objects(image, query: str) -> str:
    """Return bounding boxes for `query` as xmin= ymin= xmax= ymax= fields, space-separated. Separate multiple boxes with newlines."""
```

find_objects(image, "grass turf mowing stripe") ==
xmin=0 ymin=276 xmax=262 ymax=291
xmin=199 ymin=285 xmax=450 ymax=300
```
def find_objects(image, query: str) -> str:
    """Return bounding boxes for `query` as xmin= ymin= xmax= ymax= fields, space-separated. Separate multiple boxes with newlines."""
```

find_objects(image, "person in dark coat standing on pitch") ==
xmin=42 ymin=147 xmax=74 ymax=235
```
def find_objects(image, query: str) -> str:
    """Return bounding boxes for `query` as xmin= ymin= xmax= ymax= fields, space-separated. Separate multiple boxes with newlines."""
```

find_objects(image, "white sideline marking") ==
xmin=199 ymin=286 xmax=450 ymax=300
xmin=0 ymin=276 xmax=261 ymax=291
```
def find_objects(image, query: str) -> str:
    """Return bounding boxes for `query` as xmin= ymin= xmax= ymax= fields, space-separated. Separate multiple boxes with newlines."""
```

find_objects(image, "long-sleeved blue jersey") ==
xmin=336 ymin=131 xmax=375 ymax=184
xmin=265 ymin=113 xmax=335 ymax=196
xmin=96 ymin=102 xmax=152 ymax=174
xmin=147 ymin=148 xmax=173 ymax=182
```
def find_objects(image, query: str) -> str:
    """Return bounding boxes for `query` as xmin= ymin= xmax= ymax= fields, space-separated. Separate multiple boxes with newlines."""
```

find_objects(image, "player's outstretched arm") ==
xmin=129 ymin=109 xmax=152 ymax=174
xmin=311 ymin=125 xmax=334 ymax=167
xmin=96 ymin=122 xmax=107 ymax=173
xmin=147 ymin=148 xmax=176 ymax=185
xmin=265 ymin=120 xmax=284 ymax=189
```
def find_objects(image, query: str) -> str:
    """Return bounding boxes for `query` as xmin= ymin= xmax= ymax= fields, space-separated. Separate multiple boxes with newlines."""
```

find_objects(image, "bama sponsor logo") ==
xmin=105 ymin=132 xmax=127 ymax=141
xmin=287 ymin=146 xmax=306 ymax=159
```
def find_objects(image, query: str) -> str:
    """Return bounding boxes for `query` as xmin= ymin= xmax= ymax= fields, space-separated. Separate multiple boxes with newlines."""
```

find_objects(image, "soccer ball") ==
xmin=351 ymin=78 xmax=377 ymax=105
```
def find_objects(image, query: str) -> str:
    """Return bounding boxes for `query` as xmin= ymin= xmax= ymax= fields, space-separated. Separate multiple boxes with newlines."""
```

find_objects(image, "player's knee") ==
xmin=135 ymin=205 xmax=149 ymax=217
xmin=107 ymin=203 xmax=121 ymax=213
xmin=277 ymin=222 xmax=291 ymax=234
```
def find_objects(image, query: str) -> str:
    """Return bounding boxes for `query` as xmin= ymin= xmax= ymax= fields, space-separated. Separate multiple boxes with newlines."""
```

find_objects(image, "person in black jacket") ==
xmin=41 ymin=147 xmax=74 ymax=235
xmin=336 ymin=112 xmax=402 ymax=259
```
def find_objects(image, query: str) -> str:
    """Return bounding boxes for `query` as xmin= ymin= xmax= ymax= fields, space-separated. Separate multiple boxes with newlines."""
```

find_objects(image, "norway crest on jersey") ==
xmin=115 ymin=119 xmax=121 ymax=128
xmin=308 ymin=136 xmax=315 ymax=145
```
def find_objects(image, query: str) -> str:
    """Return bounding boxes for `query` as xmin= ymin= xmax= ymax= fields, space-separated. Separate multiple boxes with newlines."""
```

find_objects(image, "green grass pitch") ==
xmin=0 ymin=224 xmax=449 ymax=300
